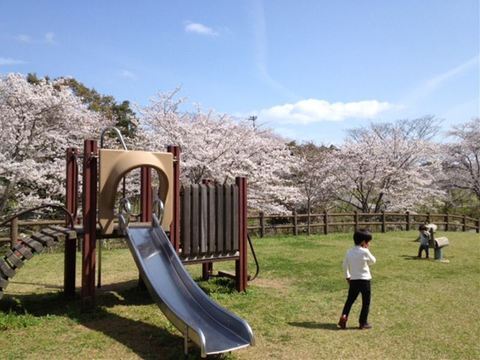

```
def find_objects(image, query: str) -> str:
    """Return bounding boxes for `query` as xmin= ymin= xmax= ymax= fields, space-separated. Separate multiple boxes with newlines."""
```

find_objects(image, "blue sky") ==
xmin=0 ymin=0 xmax=478 ymax=144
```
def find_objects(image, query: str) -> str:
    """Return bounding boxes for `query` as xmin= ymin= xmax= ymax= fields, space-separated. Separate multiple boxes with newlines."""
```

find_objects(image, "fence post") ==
xmin=259 ymin=211 xmax=265 ymax=238
xmin=354 ymin=211 xmax=359 ymax=231
xmin=426 ymin=212 xmax=431 ymax=224
xmin=293 ymin=209 xmax=298 ymax=236
xmin=444 ymin=213 xmax=449 ymax=232
xmin=381 ymin=211 xmax=386 ymax=233
xmin=10 ymin=217 xmax=18 ymax=248
xmin=323 ymin=210 xmax=328 ymax=235
xmin=307 ymin=212 xmax=311 ymax=235
xmin=406 ymin=211 xmax=411 ymax=231
xmin=462 ymin=215 xmax=467 ymax=232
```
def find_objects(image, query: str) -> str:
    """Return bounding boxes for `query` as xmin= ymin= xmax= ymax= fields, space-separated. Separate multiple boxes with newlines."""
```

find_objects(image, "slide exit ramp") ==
xmin=122 ymin=216 xmax=254 ymax=357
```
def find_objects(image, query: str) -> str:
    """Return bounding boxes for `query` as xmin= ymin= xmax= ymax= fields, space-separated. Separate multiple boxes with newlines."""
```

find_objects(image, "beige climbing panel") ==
xmin=98 ymin=149 xmax=173 ymax=234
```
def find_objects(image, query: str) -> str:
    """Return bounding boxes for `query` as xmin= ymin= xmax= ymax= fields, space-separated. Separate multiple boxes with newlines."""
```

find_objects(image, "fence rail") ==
xmin=0 ymin=219 xmax=65 ymax=246
xmin=248 ymin=211 xmax=480 ymax=237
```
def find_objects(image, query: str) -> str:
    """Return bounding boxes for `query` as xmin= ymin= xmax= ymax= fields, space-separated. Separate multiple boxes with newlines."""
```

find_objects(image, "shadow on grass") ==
xmin=288 ymin=321 xmax=353 ymax=331
xmin=9 ymin=281 xmax=64 ymax=289
xmin=0 ymin=280 xmax=206 ymax=359
xmin=400 ymin=255 xmax=422 ymax=260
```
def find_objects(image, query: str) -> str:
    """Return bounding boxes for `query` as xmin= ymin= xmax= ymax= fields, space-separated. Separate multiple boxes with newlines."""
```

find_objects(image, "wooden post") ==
xmin=137 ymin=166 xmax=153 ymax=289
xmin=81 ymin=140 xmax=97 ymax=308
xmin=307 ymin=212 xmax=311 ymax=235
xmin=462 ymin=215 xmax=467 ymax=232
xmin=259 ymin=211 xmax=265 ymax=238
xmin=235 ymin=177 xmax=248 ymax=292
xmin=167 ymin=145 xmax=181 ymax=252
xmin=10 ymin=217 xmax=18 ymax=248
xmin=323 ymin=210 xmax=328 ymax=235
xmin=444 ymin=213 xmax=449 ymax=232
xmin=140 ymin=167 xmax=152 ymax=223
xmin=426 ymin=212 xmax=431 ymax=224
xmin=381 ymin=211 xmax=386 ymax=233
xmin=293 ymin=209 xmax=298 ymax=236
xmin=354 ymin=211 xmax=359 ymax=231
xmin=201 ymin=179 xmax=213 ymax=280
xmin=406 ymin=211 xmax=411 ymax=231
xmin=65 ymin=147 xmax=78 ymax=299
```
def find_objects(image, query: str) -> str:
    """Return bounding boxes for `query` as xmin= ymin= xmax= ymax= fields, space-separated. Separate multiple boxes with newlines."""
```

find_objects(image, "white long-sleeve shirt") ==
xmin=343 ymin=246 xmax=376 ymax=280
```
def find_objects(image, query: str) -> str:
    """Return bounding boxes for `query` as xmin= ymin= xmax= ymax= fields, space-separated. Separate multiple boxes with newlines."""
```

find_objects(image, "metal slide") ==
xmin=123 ymin=216 xmax=254 ymax=358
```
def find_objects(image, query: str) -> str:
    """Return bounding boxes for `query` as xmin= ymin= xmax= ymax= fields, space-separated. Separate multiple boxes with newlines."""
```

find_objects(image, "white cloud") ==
xmin=120 ymin=69 xmax=137 ymax=80
xmin=0 ymin=57 xmax=26 ymax=66
xmin=44 ymin=32 xmax=56 ymax=44
xmin=15 ymin=34 xmax=32 ymax=43
xmin=184 ymin=22 xmax=218 ymax=36
xmin=258 ymin=99 xmax=393 ymax=124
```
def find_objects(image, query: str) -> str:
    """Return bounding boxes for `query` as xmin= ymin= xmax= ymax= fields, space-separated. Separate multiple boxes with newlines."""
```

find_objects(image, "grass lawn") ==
xmin=0 ymin=231 xmax=479 ymax=359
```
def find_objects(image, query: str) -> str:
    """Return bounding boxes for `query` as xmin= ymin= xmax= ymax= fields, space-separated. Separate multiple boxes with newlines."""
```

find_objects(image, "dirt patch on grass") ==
xmin=251 ymin=277 xmax=293 ymax=294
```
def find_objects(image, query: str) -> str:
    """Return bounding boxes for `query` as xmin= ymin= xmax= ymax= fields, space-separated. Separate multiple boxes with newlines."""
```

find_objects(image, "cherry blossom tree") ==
xmin=0 ymin=73 xmax=111 ymax=213
xmin=324 ymin=117 xmax=444 ymax=212
xmin=290 ymin=142 xmax=337 ymax=213
xmin=139 ymin=91 xmax=299 ymax=213
xmin=443 ymin=118 xmax=480 ymax=201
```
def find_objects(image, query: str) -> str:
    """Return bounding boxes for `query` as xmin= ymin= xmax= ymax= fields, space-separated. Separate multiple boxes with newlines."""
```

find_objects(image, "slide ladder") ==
xmin=0 ymin=225 xmax=76 ymax=299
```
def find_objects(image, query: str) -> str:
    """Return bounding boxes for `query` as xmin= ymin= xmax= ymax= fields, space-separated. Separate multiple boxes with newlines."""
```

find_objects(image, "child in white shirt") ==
xmin=338 ymin=229 xmax=376 ymax=330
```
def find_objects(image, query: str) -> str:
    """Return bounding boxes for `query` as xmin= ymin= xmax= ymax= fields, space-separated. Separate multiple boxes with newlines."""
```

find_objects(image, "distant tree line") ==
xmin=1 ymin=73 xmax=478 ymax=218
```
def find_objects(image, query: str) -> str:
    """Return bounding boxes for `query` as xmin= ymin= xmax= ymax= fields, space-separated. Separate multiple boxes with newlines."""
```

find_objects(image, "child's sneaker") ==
xmin=359 ymin=323 xmax=372 ymax=330
xmin=338 ymin=315 xmax=347 ymax=329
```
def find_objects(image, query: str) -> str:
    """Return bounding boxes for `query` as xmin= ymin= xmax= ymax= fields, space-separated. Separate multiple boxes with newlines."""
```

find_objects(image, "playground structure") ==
xmin=0 ymin=127 xmax=255 ymax=357
xmin=425 ymin=224 xmax=450 ymax=262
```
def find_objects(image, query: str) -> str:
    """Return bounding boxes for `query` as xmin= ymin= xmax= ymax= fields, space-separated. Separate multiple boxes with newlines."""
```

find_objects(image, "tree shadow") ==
xmin=288 ymin=321 xmax=345 ymax=331
xmin=9 ymin=281 xmax=64 ymax=290
xmin=0 ymin=280 xmax=209 ymax=359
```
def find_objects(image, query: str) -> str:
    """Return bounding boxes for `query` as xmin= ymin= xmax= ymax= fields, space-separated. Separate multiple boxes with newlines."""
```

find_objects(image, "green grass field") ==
xmin=0 ymin=231 xmax=479 ymax=359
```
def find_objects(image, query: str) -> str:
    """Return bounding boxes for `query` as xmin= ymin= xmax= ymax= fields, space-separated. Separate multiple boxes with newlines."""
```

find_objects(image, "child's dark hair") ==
xmin=353 ymin=229 xmax=372 ymax=245
xmin=419 ymin=224 xmax=428 ymax=231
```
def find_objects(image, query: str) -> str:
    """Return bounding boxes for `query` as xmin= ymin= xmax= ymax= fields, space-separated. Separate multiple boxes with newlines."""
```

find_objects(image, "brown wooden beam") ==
xmin=64 ymin=147 xmax=78 ymax=299
xmin=81 ymin=140 xmax=97 ymax=308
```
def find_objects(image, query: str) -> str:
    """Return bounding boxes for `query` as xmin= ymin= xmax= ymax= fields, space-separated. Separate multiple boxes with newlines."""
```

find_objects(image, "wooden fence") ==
xmin=2 ymin=211 xmax=478 ymax=247
xmin=248 ymin=211 xmax=480 ymax=237
xmin=180 ymin=183 xmax=240 ymax=262
xmin=0 ymin=219 xmax=65 ymax=247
